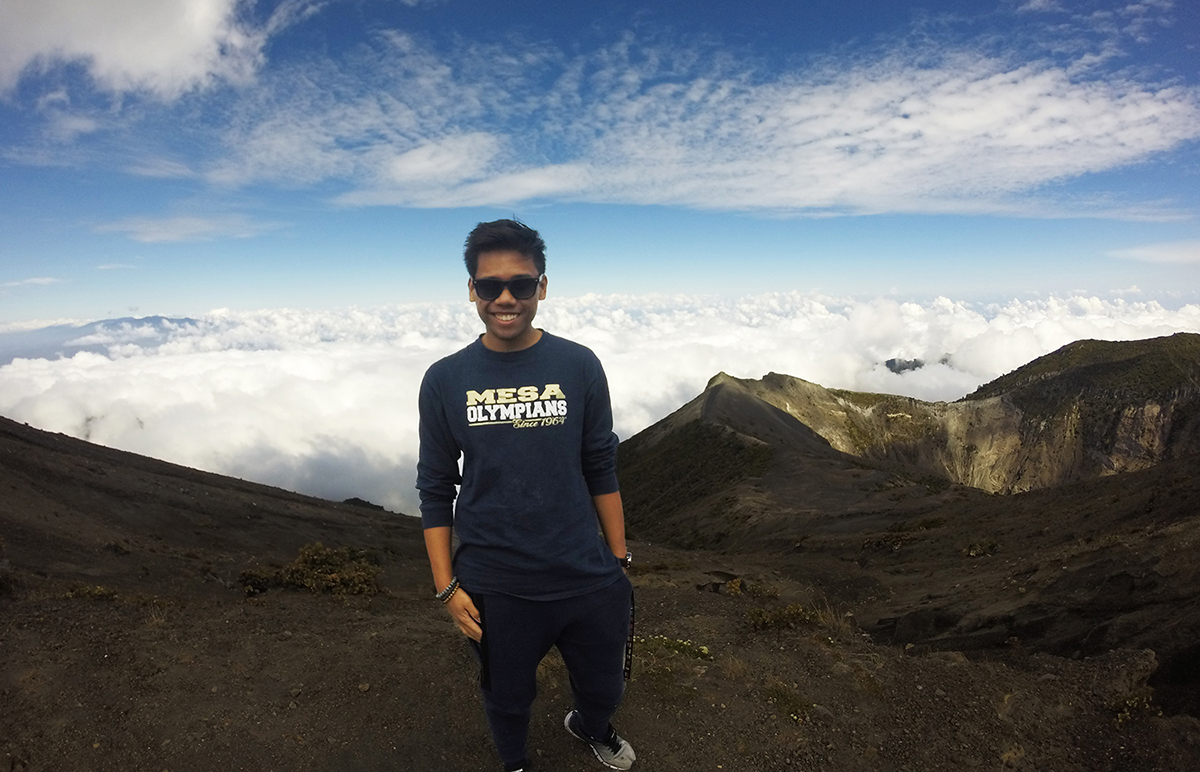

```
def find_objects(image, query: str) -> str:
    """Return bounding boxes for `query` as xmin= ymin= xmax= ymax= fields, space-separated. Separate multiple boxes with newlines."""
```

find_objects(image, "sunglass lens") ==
xmin=508 ymin=278 xmax=539 ymax=298
xmin=474 ymin=279 xmax=502 ymax=300
xmin=473 ymin=277 xmax=539 ymax=300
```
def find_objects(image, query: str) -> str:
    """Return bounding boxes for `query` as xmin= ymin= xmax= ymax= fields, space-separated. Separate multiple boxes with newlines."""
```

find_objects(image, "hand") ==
xmin=445 ymin=587 xmax=482 ymax=642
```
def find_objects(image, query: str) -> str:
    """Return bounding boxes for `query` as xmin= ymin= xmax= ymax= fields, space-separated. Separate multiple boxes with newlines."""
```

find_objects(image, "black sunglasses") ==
xmin=472 ymin=275 xmax=542 ymax=301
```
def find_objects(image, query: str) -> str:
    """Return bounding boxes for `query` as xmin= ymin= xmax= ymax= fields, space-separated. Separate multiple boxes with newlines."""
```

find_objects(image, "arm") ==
xmin=415 ymin=367 xmax=480 ymax=640
xmin=424 ymin=526 xmax=482 ymax=641
xmin=593 ymin=490 xmax=627 ymax=566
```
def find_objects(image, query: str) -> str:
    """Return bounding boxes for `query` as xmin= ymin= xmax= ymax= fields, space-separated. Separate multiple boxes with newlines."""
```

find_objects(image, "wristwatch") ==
xmin=619 ymin=551 xmax=633 ymax=569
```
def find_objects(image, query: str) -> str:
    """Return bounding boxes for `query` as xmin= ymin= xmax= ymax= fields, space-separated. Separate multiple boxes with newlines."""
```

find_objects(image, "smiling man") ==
xmin=416 ymin=219 xmax=635 ymax=772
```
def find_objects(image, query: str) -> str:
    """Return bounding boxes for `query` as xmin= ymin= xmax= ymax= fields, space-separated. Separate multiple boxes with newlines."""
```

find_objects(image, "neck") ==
xmin=481 ymin=328 xmax=543 ymax=352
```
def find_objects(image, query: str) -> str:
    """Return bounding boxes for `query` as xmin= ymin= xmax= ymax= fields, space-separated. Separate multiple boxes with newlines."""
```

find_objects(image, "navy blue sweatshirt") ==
xmin=416 ymin=332 xmax=623 ymax=600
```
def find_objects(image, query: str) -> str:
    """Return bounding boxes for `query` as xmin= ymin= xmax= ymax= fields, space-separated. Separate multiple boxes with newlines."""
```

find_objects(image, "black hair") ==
xmin=463 ymin=219 xmax=546 ymax=277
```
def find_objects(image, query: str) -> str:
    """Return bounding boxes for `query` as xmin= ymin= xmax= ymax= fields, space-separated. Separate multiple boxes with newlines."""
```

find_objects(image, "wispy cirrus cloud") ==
xmin=95 ymin=214 xmax=283 ymax=243
xmin=206 ymin=12 xmax=1200 ymax=218
xmin=1110 ymin=240 xmax=1200 ymax=265
xmin=2 ymin=277 xmax=63 ymax=288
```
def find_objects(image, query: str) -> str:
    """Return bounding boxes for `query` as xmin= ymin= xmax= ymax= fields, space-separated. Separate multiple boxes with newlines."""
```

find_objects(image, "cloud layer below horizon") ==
xmin=2 ymin=293 xmax=1198 ymax=515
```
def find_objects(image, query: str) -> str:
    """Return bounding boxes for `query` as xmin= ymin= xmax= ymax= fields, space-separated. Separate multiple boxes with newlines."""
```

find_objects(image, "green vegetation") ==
xmin=744 ymin=593 xmax=857 ymax=641
xmin=635 ymin=634 xmax=713 ymax=661
xmin=239 ymin=542 xmax=381 ymax=596
xmin=964 ymin=333 xmax=1200 ymax=414
xmin=956 ymin=333 xmax=1200 ymax=459
xmin=762 ymin=678 xmax=812 ymax=723
xmin=966 ymin=334 xmax=1200 ymax=402
xmin=746 ymin=603 xmax=813 ymax=631
xmin=632 ymin=634 xmax=715 ymax=688
xmin=1112 ymin=691 xmax=1162 ymax=726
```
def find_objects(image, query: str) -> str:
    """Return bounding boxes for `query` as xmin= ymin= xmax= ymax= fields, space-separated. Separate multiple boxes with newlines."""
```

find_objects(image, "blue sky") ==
xmin=2 ymin=0 xmax=1199 ymax=324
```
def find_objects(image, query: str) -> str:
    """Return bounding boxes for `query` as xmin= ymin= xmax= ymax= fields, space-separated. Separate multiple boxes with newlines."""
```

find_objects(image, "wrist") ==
xmin=435 ymin=576 xmax=460 ymax=603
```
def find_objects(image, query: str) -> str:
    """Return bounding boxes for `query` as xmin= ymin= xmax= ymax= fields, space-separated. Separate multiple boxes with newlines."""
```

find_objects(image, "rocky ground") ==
xmin=3 ymin=415 xmax=1200 ymax=771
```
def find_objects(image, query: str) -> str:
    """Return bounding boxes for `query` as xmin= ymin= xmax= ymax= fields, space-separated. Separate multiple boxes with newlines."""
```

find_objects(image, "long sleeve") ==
xmin=416 ymin=366 xmax=460 ymax=529
xmin=580 ymin=356 xmax=620 ymax=496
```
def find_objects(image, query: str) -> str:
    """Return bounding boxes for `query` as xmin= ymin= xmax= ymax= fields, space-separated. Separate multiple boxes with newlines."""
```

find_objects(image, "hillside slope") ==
xmin=5 ymin=415 xmax=1200 ymax=770
xmin=619 ymin=336 xmax=1200 ymax=717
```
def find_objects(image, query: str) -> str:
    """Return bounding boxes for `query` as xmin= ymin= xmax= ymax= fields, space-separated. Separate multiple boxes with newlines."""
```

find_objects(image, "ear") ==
xmin=538 ymin=275 xmax=547 ymax=300
xmin=468 ymin=277 xmax=477 ymax=302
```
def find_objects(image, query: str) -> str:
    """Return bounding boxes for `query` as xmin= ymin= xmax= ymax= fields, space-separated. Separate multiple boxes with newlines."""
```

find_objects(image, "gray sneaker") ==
xmin=564 ymin=710 xmax=636 ymax=770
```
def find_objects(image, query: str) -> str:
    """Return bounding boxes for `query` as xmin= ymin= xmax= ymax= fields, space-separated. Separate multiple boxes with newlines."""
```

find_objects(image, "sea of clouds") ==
xmin=2 ymin=292 xmax=1198 ymax=515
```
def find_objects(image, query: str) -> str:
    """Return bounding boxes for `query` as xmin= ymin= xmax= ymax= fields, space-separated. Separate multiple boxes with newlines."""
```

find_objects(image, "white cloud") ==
xmin=386 ymin=133 xmax=500 ymax=183
xmin=95 ymin=214 xmax=283 ymax=242
xmin=204 ymin=19 xmax=1200 ymax=217
xmin=0 ymin=0 xmax=271 ymax=97
xmin=1109 ymin=240 xmax=1200 ymax=264
xmin=1 ymin=294 xmax=1197 ymax=515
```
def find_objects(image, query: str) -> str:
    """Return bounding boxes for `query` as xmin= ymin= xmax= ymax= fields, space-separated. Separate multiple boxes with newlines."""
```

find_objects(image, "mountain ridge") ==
xmin=619 ymin=333 xmax=1200 ymax=716
xmin=694 ymin=332 xmax=1200 ymax=493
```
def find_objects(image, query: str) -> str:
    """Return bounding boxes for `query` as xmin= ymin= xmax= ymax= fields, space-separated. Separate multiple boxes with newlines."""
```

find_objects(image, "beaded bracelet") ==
xmin=435 ymin=576 xmax=460 ymax=603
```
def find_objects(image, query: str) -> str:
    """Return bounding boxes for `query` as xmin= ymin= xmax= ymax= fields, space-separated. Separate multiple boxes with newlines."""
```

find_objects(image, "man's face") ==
xmin=470 ymin=249 xmax=547 ymax=352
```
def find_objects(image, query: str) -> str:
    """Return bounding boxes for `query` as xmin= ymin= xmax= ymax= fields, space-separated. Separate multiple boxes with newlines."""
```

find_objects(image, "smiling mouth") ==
xmin=494 ymin=313 xmax=519 ymax=322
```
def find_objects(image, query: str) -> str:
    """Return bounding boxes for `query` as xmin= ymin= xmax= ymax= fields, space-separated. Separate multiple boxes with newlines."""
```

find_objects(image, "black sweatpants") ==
xmin=471 ymin=574 xmax=632 ymax=769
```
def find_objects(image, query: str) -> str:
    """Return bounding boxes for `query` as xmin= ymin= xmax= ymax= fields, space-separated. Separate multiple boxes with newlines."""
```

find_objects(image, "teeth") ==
xmin=496 ymin=313 xmax=518 ymax=321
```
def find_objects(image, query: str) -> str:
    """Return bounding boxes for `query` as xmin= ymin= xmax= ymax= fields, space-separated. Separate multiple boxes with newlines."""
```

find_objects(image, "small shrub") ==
xmin=65 ymin=584 xmax=118 ymax=600
xmin=762 ymin=677 xmax=811 ymax=723
xmin=746 ymin=603 xmax=812 ymax=631
xmin=745 ymin=581 xmax=780 ymax=600
xmin=1111 ymin=690 xmax=1162 ymax=726
xmin=747 ymin=597 xmax=856 ymax=639
xmin=965 ymin=540 xmax=999 ymax=558
xmin=726 ymin=578 xmax=781 ymax=599
xmin=239 ymin=542 xmax=381 ymax=596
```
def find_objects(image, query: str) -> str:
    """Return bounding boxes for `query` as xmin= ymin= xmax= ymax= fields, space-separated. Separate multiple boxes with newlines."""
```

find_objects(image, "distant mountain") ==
xmin=618 ymin=333 xmax=1200 ymax=714
xmin=0 ymin=316 xmax=198 ymax=365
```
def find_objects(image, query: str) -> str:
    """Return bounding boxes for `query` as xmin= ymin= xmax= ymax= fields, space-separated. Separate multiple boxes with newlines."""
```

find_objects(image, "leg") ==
xmin=556 ymin=575 xmax=632 ymax=740
xmin=473 ymin=593 xmax=558 ymax=769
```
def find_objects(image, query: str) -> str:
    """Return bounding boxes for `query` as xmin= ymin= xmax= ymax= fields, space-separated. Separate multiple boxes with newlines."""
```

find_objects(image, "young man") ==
xmin=417 ymin=219 xmax=635 ymax=772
